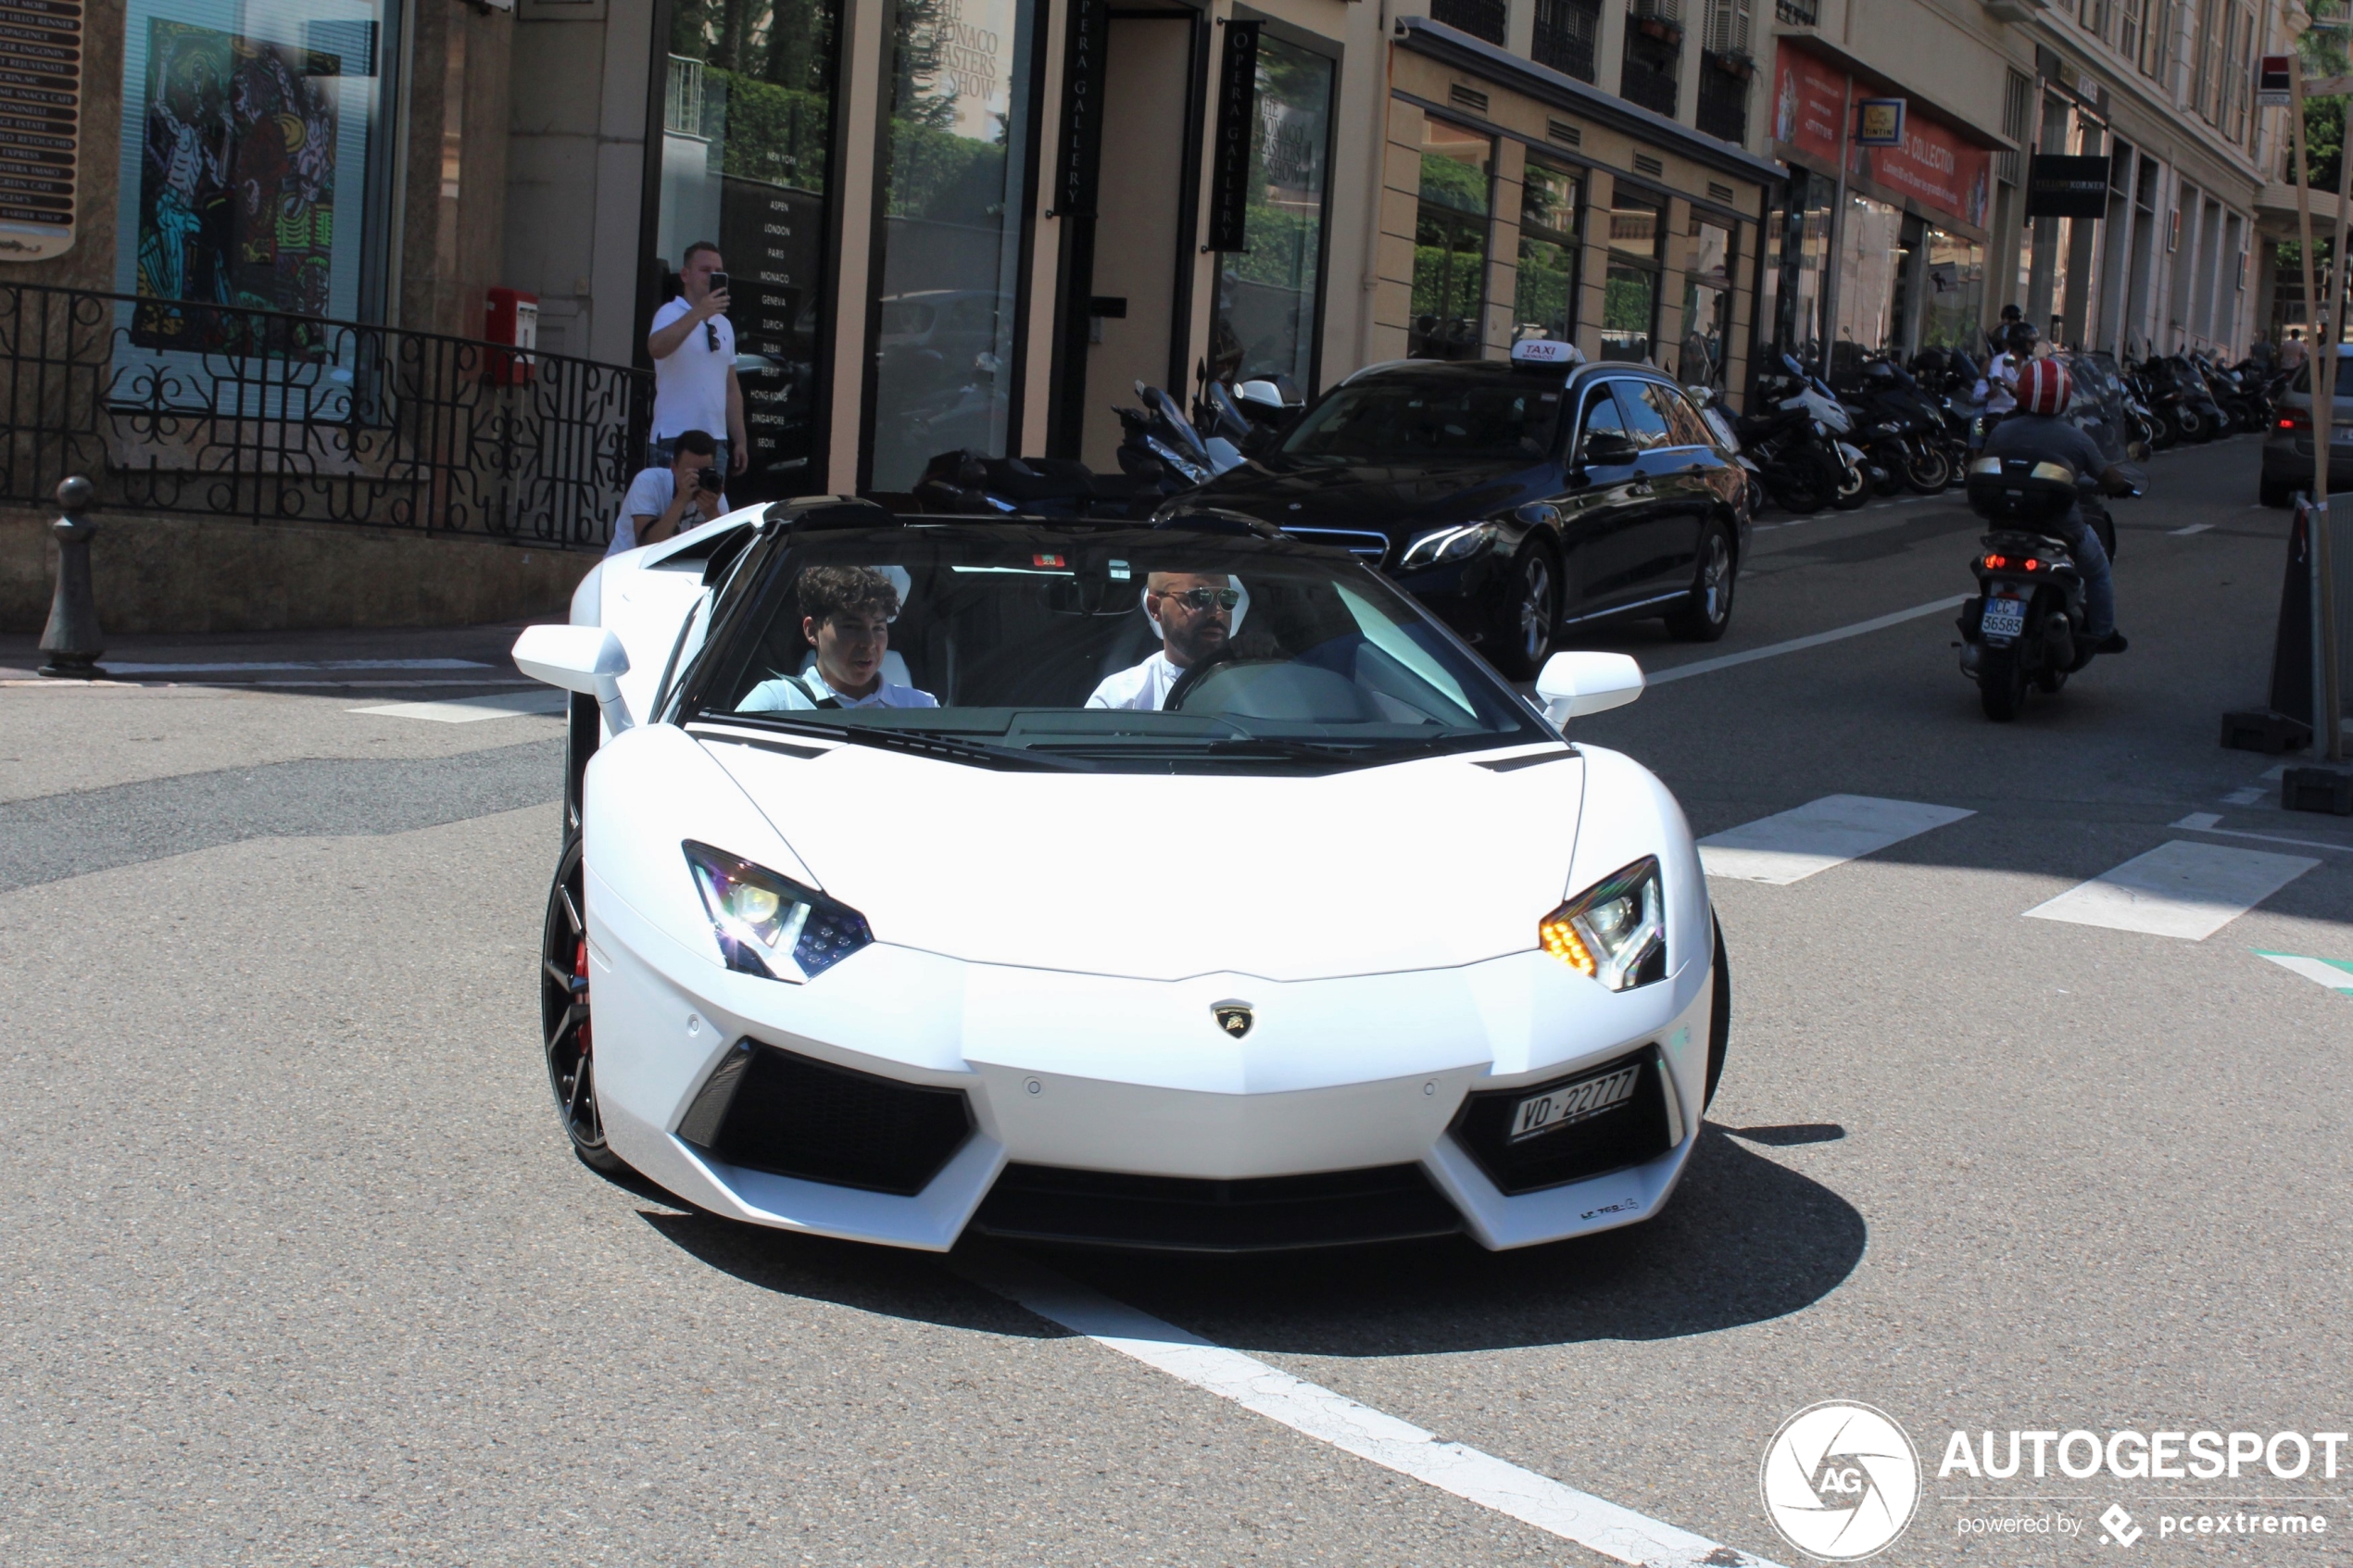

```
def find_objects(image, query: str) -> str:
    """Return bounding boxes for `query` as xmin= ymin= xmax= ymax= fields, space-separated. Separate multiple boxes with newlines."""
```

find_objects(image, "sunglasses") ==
xmin=1154 ymin=586 xmax=1240 ymax=611
xmin=705 ymin=320 xmax=722 ymax=353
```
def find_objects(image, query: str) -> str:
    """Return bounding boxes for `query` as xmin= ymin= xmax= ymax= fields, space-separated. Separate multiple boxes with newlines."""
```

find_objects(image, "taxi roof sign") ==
xmin=1510 ymin=337 xmax=1585 ymax=370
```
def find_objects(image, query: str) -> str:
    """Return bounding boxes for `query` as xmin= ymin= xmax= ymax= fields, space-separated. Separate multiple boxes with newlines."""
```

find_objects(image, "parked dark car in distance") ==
xmin=1154 ymin=342 xmax=1754 ymax=676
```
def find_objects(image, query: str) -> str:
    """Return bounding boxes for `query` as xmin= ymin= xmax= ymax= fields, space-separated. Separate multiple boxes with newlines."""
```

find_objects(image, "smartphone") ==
xmin=708 ymin=270 xmax=729 ymax=295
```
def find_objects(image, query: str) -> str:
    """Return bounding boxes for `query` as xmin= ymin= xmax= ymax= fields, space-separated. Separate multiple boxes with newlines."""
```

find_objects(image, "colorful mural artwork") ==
xmin=132 ymin=18 xmax=338 ymax=354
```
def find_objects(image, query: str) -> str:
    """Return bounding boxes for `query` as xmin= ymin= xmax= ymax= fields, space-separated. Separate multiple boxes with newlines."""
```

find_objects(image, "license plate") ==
xmin=1981 ymin=596 xmax=2027 ymax=638
xmin=2333 ymin=427 xmax=2353 ymax=445
xmin=1509 ymin=1062 xmax=1643 ymax=1143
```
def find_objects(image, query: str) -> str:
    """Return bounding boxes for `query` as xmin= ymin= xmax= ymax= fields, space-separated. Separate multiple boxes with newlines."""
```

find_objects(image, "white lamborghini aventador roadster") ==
xmin=513 ymin=497 xmax=1730 ymax=1253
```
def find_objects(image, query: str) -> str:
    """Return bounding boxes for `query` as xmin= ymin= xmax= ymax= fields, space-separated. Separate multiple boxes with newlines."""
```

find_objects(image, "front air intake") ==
xmin=679 ymin=1039 xmax=973 ymax=1196
xmin=1449 ymin=1046 xmax=1675 ymax=1196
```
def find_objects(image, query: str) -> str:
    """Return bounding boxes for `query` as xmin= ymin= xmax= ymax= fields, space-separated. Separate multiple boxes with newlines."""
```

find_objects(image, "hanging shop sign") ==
xmin=1205 ymin=19 xmax=1259 ymax=253
xmin=0 ymin=0 xmax=82 ymax=261
xmin=1855 ymin=107 xmax=1991 ymax=229
xmin=2258 ymin=54 xmax=2293 ymax=109
xmin=1052 ymin=0 xmax=1109 ymax=220
xmin=1855 ymin=97 xmax=1905 ymax=147
xmin=2025 ymin=154 xmax=2113 ymax=218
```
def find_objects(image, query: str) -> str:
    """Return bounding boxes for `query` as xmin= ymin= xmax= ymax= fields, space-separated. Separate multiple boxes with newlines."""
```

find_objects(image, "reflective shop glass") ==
xmin=1599 ymin=185 xmax=1662 ymax=363
xmin=1210 ymin=34 xmax=1332 ymax=388
xmin=868 ymin=0 xmax=1038 ymax=491
xmin=1919 ymin=229 xmax=1985 ymax=352
xmin=1410 ymin=118 xmax=1491 ymax=361
xmin=113 ymin=0 xmax=400 ymax=395
xmin=1513 ymin=157 xmax=1580 ymax=345
xmin=661 ymin=0 xmax=841 ymax=497
xmin=1831 ymin=191 xmax=1903 ymax=364
xmin=1759 ymin=173 xmax=1831 ymax=358
xmin=1679 ymin=214 xmax=1734 ymax=385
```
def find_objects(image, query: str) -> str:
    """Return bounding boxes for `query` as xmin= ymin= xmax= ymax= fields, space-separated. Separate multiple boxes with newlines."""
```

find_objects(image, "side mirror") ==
xmin=1534 ymin=650 xmax=1643 ymax=725
xmin=514 ymin=624 xmax=635 ymax=734
xmin=1579 ymin=431 xmax=1640 ymax=468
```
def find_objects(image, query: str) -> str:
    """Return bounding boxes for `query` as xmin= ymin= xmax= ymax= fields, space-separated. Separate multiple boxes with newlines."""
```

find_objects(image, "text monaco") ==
xmin=1940 ymin=1431 xmax=2352 ymax=1480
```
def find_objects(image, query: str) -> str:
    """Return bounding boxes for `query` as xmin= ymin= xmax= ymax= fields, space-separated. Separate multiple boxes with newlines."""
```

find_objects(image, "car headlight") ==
xmin=683 ymin=840 xmax=873 ymax=982
xmin=1399 ymin=521 xmax=1499 ymax=570
xmin=1539 ymin=857 xmax=1666 ymax=990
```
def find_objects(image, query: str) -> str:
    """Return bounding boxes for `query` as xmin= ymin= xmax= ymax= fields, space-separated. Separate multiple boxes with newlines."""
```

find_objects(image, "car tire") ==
xmin=564 ymin=693 xmax=598 ymax=842
xmin=542 ymin=834 xmax=628 ymax=1174
xmin=1978 ymin=645 xmax=2027 ymax=721
xmin=2260 ymin=476 xmax=2296 ymax=508
xmin=1487 ymin=543 xmax=1558 ymax=681
xmin=1664 ymin=521 xmax=1736 ymax=643
xmin=1704 ymin=911 xmax=1730 ymax=1110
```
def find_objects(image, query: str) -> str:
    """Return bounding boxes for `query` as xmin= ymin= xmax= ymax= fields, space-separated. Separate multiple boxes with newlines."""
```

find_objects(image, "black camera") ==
xmin=696 ymin=466 xmax=724 ymax=495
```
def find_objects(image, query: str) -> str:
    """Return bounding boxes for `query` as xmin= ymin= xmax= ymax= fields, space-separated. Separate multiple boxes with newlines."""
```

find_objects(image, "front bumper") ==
xmin=585 ymin=864 xmax=1714 ymax=1252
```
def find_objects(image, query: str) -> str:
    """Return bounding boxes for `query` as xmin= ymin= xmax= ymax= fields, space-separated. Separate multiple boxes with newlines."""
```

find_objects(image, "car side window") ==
xmin=1614 ymin=380 xmax=1674 ymax=450
xmin=1576 ymin=384 xmax=1628 ymax=461
xmin=1651 ymin=384 xmax=1714 ymax=448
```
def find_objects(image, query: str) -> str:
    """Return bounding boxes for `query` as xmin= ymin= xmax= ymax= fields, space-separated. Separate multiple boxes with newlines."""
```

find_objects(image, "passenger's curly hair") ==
xmin=799 ymin=565 xmax=899 ymax=625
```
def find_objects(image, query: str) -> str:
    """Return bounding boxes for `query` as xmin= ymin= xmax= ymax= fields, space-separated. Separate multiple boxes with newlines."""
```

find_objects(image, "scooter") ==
xmin=1955 ymin=452 xmax=2141 ymax=721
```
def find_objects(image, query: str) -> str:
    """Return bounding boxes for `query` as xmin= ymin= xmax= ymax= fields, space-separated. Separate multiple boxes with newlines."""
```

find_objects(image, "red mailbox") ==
xmin=483 ymin=287 xmax=539 ymax=384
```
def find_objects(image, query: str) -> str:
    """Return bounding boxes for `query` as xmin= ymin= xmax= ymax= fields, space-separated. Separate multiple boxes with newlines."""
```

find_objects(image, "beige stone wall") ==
xmin=1 ymin=510 xmax=595 ymax=634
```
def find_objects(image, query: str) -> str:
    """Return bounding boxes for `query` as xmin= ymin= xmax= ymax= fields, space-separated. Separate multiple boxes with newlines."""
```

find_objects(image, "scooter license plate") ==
xmin=1981 ymin=596 xmax=2028 ymax=639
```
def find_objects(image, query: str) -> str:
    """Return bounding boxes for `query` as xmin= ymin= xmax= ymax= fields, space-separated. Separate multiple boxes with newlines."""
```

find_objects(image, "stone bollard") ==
xmin=37 ymin=475 xmax=107 ymax=680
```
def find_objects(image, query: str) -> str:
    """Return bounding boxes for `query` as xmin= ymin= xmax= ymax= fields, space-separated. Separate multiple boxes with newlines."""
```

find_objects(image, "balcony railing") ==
xmin=0 ymin=283 xmax=649 ymax=548
xmin=1533 ymin=0 xmax=1603 ymax=81
xmin=1620 ymin=24 xmax=1682 ymax=119
xmin=1696 ymin=52 xmax=1750 ymax=142
xmin=1431 ymin=0 xmax=1510 ymax=44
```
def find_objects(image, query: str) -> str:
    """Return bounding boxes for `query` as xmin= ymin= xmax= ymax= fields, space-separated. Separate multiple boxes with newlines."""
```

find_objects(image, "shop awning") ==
xmin=1393 ymin=16 xmax=1788 ymax=186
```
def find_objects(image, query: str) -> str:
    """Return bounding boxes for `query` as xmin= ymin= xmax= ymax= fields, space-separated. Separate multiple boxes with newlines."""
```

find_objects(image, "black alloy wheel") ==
xmin=1665 ymin=522 xmax=1736 ymax=643
xmin=1488 ymin=544 xmax=1559 ymax=681
xmin=1903 ymin=442 xmax=1953 ymax=495
xmin=2173 ymin=406 xmax=2208 ymax=443
xmin=542 ymin=835 xmax=626 ymax=1173
xmin=1831 ymin=455 xmax=1871 ymax=510
xmin=1978 ymin=644 xmax=2028 ymax=721
xmin=1766 ymin=453 xmax=1830 ymax=514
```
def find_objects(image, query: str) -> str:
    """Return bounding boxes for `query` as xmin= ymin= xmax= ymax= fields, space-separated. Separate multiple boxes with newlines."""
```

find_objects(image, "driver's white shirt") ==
xmin=1086 ymin=651 xmax=1187 ymax=711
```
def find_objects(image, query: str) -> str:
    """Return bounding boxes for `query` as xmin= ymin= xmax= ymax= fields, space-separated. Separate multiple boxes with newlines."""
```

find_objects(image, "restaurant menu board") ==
xmin=0 ymin=0 xmax=80 ymax=260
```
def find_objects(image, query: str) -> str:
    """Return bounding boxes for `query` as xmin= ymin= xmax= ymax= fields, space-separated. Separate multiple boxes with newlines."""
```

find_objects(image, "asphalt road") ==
xmin=3 ymin=440 xmax=2347 ymax=1567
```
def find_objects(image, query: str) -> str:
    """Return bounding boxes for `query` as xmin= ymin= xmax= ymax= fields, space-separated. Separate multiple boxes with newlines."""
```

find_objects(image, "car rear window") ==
xmin=1278 ymin=377 xmax=1563 ymax=464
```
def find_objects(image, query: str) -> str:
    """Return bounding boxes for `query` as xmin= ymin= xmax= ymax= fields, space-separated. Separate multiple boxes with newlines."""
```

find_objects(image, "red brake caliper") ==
xmin=573 ymin=937 xmax=592 ymax=1057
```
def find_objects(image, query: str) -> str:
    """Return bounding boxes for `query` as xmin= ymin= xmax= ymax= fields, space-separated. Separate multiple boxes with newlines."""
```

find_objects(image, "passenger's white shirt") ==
xmin=607 ymin=467 xmax=728 ymax=556
xmin=1978 ymin=352 xmax=2020 ymax=415
xmin=739 ymin=667 xmax=938 ymax=711
xmin=1086 ymin=651 xmax=1187 ymax=711
xmin=649 ymin=295 xmax=735 ymax=440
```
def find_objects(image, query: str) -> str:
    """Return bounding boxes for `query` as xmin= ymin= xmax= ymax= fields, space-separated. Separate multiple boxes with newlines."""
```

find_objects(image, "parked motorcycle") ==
xmin=914 ymin=378 xmax=1240 ymax=516
xmin=1730 ymin=361 xmax=1848 ymax=514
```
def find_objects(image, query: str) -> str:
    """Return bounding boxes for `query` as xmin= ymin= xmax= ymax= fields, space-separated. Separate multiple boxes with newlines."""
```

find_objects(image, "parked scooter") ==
xmin=912 ymin=377 xmax=1247 ymax=517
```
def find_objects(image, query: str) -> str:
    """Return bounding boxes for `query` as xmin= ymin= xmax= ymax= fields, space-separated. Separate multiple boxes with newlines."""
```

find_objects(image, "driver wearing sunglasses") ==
xmin=1086 ymin=571 xmax=1240 ymax=710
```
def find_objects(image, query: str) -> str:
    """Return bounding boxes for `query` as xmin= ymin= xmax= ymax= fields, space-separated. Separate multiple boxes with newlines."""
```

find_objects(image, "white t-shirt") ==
xmin=607 ymin=467 xmax=729 ymax=556
xmin=1978 ymin=352 xmax=2020 ymax=415
xmin=739 ymin=668 xmax=939 ymax=712
xmin=1087 ymin=651 xmax=1187 ymax=711
xmin=650 ymin=295 xmax=735 ymax=440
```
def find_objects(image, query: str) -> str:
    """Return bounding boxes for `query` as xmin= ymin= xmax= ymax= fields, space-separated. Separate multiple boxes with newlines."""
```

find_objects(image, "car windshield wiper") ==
xmin=705 ymin=713 xmax=1092 ymax=771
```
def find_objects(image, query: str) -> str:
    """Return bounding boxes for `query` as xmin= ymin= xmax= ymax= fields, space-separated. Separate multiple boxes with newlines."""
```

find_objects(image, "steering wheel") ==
xmin=1161 ymin=643 xmax=1244 ymax=711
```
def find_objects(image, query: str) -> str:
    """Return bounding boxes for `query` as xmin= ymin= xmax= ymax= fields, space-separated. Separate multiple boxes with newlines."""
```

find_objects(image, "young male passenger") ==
xmin=1086 ymin=571 xmax=1239 ymax=710
xmin=739 ymin=567 xmax=937 ymax=711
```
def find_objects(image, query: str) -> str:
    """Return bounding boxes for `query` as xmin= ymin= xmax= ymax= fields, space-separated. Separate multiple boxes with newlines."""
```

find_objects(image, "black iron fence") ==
xmin=0 ymin=282 xmax=651 ymax=550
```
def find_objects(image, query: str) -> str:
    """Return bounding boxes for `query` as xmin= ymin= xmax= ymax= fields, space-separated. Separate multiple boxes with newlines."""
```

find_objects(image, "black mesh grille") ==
xmin=688 ymin=1040 xmax=972 ymax=1196
xmin=1450 ymin=1047 xmax=1673 ymax=1196
xmin=974 ymin=1163 xmax=1463 ymax=1252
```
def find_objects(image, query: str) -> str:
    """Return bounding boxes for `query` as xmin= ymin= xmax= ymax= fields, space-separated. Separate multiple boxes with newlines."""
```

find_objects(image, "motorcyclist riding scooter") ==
xmin=1982 ymin=357 xmax=2133 ymax=659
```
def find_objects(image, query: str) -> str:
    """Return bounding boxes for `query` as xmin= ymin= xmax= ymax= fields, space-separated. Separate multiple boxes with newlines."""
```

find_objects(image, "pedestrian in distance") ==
xmin=607 ymin=429 xmax=731 ymax=557
xmin=2280 ymin=330 xmax=2309 ymax=375
xmin=647 ymin=242 xmax=749 ymax=482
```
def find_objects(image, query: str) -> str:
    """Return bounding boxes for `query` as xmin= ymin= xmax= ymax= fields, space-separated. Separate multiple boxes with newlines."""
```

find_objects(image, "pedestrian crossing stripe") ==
xmin=1698 ymin=795 xmax=1976 ymax=884
xmin=2252 ymin=949 xmax=2353 ymax=996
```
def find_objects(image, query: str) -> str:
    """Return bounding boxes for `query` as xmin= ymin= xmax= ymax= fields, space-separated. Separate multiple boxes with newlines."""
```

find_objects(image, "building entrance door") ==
xmin=1068 ymin=12 xmax=1200 ymax=472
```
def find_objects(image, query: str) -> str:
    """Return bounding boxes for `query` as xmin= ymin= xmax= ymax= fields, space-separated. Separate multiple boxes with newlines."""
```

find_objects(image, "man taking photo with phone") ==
xmin=647 ymin=242 xmax=749 ymax=480
xmin=606 ymin=429 xmax=731 ymax=556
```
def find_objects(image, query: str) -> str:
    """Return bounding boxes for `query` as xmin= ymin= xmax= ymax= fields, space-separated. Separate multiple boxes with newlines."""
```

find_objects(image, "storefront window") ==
xmin=1211 ymin=35 xmax=1332 ymax=389
xmin=1831 ymin=191 xmax=1902 ymax=368
xmin=1512 ymin=157 xmax=1580 ymax=345
xmin=116 ymin=0 xmax=400 ymax=351
xmin=1679 ymin=213 xmax=1734 ymax=384
xmin=1919 ymin=229 xmax=1984 ymax=352
xmin=663 ymin=0 xmax=841 ymax=495
xmin=1600 ymin=185 xmax=1662 ymax=362
xmin=867 ymin=0 xmax=1037 ymax=491
xmin=1759 ymin=171 xmax=1831 ymax=363
xmin=1410 ymin=118 xmax=1491 ymax=360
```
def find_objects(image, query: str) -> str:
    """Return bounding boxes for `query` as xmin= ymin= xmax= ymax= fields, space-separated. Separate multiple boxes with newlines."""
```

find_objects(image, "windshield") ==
xmin=1276 ymin=376 xmax=1563 ymax=465
xmin=677 ymin=527 xmax=1549 ymax=771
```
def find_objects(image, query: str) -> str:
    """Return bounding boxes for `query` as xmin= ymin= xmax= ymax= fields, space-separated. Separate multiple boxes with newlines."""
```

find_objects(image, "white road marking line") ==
xmin=2024 ymin=840 xmax=2320 ymax=940
xmin=2171 ymin=812 xmax=2353 ymax=855
xmin=103 ymin=658 xmax=493 ymax=673
xmin=2221 ymin=785 xmax=2267 ymax=805
xmin=2253 ymin=949 xmax=2353 ymax=995
xmin=955 ymin=1246 xmax=1784 ymax=1568
xmin=1648 ymin=596 xmax=1969 ymax=684
xmin=1699 ymin=795 xmax=1976 ymax=884
xmin=2170 ymin=523 xmax=2215 ymax=535
xmin=347 ymin=689 xmax=568 ymax=723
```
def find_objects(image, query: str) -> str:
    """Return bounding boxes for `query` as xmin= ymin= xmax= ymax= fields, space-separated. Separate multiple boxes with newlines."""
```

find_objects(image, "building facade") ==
xmin=0 ymin=0 xmax=2297 ymax=542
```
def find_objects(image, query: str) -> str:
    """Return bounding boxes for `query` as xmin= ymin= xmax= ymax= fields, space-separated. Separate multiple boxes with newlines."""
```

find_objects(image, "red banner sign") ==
xmin=1768 ymin=42 xmax=1993 ymax=232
